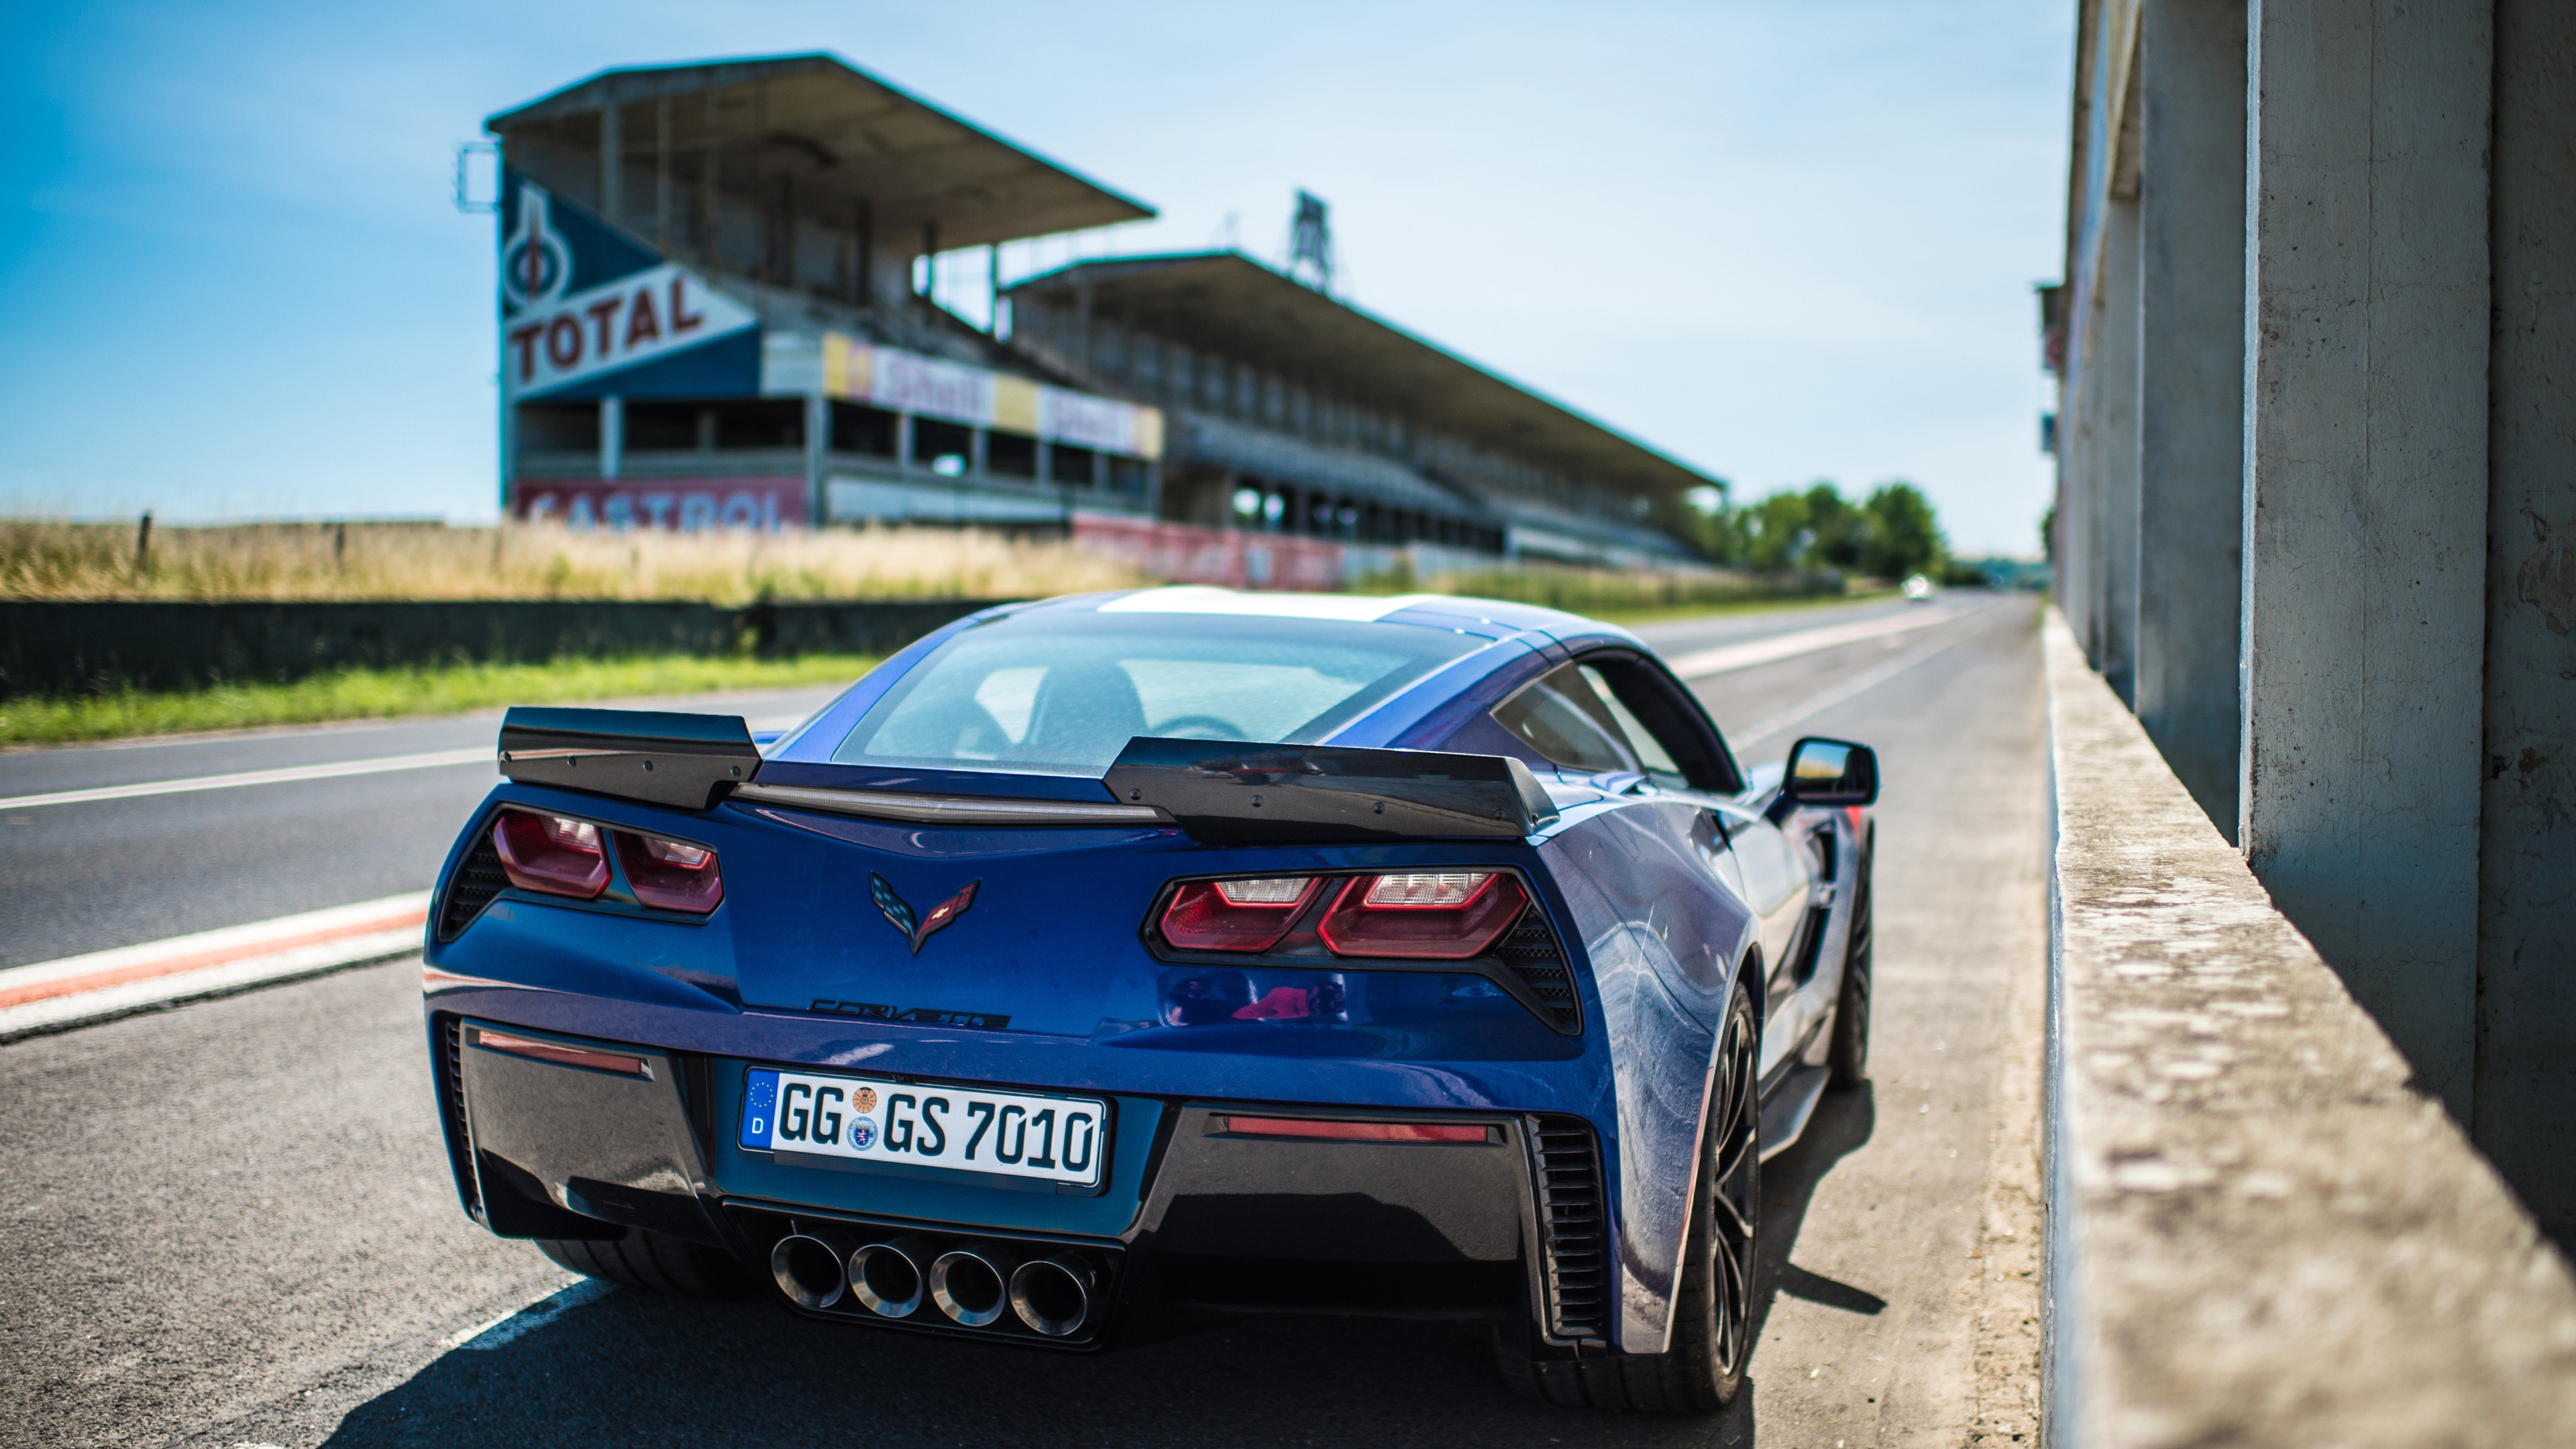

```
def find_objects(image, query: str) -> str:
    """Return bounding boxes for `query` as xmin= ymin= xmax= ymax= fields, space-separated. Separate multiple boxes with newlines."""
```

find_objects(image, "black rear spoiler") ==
xmin=1103 ymin=737 xmax=1558 ymax=844
xmin=497 ymin=707 xmax=761 ymax=810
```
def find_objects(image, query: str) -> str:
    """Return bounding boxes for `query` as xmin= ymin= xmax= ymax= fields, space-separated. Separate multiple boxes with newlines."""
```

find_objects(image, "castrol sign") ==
xmin=498 ymin=177 xmax=755 ymax=400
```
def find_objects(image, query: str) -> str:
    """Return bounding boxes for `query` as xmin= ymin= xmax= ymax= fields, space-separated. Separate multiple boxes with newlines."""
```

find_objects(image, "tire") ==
xmin=1828 ymin=833 xmax=1874 ymax=1089
xmin=537 ymin=1228 xmax=757 ymax=1299
xmin=1495 ymin=983 xmax=1759 ymax=1411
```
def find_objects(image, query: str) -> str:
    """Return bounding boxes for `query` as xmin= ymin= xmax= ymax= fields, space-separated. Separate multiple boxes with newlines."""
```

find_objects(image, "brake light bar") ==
xmin=1216 ymin=1115 xmax=1491 ymax=1144
xmin=469 ymin=1026 xmax=651 ymax=1077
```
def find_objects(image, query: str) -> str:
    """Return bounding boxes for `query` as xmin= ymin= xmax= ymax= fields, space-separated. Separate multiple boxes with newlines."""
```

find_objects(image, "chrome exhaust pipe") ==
xmin=1008 ymin=1254 xmax=1095 ymax=1337
xmin=770 ymin=1226 xmax=858 ymax=1309
xmin=847 ymin=1237 xmax=930 ymax=1319
xmin=928 ymin=1246 xmax=1010 ymax=1327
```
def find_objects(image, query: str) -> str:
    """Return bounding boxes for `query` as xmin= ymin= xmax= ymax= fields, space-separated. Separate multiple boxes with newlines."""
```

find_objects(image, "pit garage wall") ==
xmin=2052 ymin=0 xmax=2576 ymax=1242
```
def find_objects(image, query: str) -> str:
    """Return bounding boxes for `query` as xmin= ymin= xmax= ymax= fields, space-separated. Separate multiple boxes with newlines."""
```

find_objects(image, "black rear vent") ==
xmin=436 ymin=1015 xmax=484 ymax=1222
xmin=436 ymin=822 xmax=508 ymax=941
xmin=1527 ymin=1114 xmax=1608 ymax=1342
xmin=1496 ymin=905 xmax=1582 ymax=1032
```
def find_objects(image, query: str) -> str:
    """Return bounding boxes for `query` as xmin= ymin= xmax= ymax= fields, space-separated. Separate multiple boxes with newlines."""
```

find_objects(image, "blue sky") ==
xmin=0 ymin=1 xmax=2071 ymax=554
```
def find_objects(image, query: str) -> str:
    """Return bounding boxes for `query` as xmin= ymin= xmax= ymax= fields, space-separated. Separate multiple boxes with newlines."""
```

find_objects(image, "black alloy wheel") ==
xmin=1829 ymin=832 xmax=1875 ymax=1089
xmin=1495 ymin=981 xmax=1759 ymax=1411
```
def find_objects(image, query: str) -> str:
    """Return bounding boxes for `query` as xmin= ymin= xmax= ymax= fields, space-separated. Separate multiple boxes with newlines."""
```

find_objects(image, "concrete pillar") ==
xmin=2095 ymin=196 xmax=2143 ymax=705
xmin=2475 ymin=0 xmax=2576 ymax=1238
xmin=805 ymin=392 xmax=830 ymax=529
xmin=2061 ymin=341 xmax=2099 ymax=661
xmin=2241 ymin=0 xmax=2492 ymax=1113
xmin=599 ymin=395 xmax=623 ymax=482
xmin=2135 ymin=0 xmax=2248 ymax=839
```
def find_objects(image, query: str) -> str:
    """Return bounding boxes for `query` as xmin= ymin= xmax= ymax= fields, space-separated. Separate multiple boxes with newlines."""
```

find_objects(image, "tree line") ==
xmin=1682 ymin=480 xmax=1951 ymax=582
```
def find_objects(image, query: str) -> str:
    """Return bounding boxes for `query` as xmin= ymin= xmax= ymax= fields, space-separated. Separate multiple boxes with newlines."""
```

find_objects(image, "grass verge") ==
xmin=0 ymin=653 xmax=879 ymax=748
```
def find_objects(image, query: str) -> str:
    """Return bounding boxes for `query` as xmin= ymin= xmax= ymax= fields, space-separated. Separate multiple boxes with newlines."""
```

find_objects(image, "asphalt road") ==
xmin=0 ymin=590 xmax=2048 ymax=1446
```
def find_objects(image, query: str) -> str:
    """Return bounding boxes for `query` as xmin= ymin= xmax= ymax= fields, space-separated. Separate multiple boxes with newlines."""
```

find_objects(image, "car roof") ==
xmin=1028 ymin=585 xmax=1641 ymax=647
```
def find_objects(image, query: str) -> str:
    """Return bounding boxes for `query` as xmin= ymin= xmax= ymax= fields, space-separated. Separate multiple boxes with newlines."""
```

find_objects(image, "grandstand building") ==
xmin=483 ymin=54 xmax=1715 ymax=581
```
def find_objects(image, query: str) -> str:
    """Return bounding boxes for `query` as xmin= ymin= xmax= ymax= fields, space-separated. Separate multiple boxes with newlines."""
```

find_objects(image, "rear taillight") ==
xmin=1159 ymin=876 xmax=1320 ymax=952
xmin=1316 ymin=871 xmax=1527 ymax=959
xmin=492 ymin=810 xmax=609 ymax=899
xmin=612 ymin=830 xmax=724 ymax=914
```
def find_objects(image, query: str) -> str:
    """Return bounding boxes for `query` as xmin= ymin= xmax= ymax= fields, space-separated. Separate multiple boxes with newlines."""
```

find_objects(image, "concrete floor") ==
xmin=0 ymin=596 xmax=2049 ymax=1447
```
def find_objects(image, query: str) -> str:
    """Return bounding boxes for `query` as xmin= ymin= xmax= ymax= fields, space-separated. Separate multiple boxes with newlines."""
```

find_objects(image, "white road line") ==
xmin=1662 ymin=605 xmax=1957 ymax=678
xmin=443 ymin=1278 xmax=613 ymax=1350
xmin=0 ymin=747 xmax=492 ymax=811
xmin=1729 ymin=602 xmax=2017 ymax=747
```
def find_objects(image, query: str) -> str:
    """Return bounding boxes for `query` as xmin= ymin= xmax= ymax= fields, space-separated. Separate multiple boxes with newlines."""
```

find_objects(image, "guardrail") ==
xmin=0 ymin=598 xmax=1014 ymax=696
xmin=2042 ymin=612 xmax=2576 ymax=1444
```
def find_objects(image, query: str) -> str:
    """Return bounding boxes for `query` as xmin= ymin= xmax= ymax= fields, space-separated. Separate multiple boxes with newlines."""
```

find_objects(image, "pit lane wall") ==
xmin=2041 ymin=612 xmax=2576 ymax=1446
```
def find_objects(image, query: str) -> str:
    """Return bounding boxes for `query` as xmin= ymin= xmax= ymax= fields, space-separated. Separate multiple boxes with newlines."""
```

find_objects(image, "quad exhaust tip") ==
xmin=773 ymin=1228 xmax=1097 ymax=1337
xmin=1008 ymin=1255 xmax=1093 ymax=1337
xmin=771 ymin=1227 xmax=857 ymax=1310
xmin=930 ymin=1248 xmax=1008 ymax=1327
xmin=848 ymin=1237 xmax=928 ymax=1319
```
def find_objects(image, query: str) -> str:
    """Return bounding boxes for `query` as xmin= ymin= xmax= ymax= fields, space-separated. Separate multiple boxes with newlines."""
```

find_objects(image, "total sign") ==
xmin=499 ymin=170 xmax=756 ymax=400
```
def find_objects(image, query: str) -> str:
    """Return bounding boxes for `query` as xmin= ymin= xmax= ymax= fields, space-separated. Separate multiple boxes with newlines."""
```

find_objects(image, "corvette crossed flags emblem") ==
xmin=870 ymin=873 xmax=981 ymax=955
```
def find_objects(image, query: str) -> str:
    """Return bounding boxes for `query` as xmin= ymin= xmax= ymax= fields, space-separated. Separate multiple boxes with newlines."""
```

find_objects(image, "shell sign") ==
xmin=498 ymin=172 xmax=757 ymax=400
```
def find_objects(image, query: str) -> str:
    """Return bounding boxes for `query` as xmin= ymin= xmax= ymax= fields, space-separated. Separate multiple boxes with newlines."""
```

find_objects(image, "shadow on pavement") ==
xmin=319 ymin=1089 xmax=1878 ymax=1449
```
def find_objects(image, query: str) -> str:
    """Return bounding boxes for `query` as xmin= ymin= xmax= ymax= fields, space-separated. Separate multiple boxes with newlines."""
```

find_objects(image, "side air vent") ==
xmin=1528 ymin=1114 xmax=1608 ymax=1342
xmin=436 ymin=822 xmax=508 ymax=941
xmin=1496 ymin=905 xmax=1582 ymax=1032
xmin=437 ymin=1015 xmax=485 ymax=1222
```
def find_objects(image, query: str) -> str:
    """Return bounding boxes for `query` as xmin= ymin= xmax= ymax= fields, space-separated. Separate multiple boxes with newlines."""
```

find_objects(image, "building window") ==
xmin=913 ymin=417 xmax=972 ymax=476
xmin=1051 ymin=443 xmax=1098 ymax=486
xmin=987 ymin=429 xmax=1038 ymax=478
xmin=830 ymin=402 xmax=899 ymax=458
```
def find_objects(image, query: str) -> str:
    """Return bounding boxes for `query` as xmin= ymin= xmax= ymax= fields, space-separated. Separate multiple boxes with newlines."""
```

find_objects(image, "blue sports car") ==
xmin=424 ymin=586 xmax=1878 ymax=1412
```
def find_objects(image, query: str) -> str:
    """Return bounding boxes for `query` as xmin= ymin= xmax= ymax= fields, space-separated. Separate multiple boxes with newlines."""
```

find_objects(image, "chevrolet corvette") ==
xmin=424 ymin=586 xmax=1878 ymax=1411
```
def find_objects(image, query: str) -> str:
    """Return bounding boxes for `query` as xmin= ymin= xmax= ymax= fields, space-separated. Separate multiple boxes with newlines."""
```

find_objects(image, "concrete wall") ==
xmin=2475 ymin=0 xmax=2576 ymax=1238
xmin=2044 ymin=614 xmax=2576 ymax=1448
xmin=2053 ymin=0 xmax=2575 ymax=1235
xmin=2133 ymin=0 xmax=2246 ymax=839
xmin=2241 ymin=0 xmax=2493 ymax=1114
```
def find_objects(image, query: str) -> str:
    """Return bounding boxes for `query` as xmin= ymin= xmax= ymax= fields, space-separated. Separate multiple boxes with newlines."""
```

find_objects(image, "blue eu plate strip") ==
xmin=740 ymin=1068 xmax=779 ymax=1149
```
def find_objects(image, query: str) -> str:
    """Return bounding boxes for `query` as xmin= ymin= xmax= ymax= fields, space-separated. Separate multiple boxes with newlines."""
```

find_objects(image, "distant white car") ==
xmin=1902 ymin=574 xmax=1937 ymax=602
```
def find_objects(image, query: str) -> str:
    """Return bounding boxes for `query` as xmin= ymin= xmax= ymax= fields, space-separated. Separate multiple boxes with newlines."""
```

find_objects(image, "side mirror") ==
xmin=1781 ymin=737 xmax=1878 ymax=807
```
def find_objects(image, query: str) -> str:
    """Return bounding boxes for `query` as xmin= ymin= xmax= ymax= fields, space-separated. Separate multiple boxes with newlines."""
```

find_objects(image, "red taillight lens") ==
xmin=1316 ymin=871 xmax=1527 ymax=959
xmin=612 ymin=830 xmax=724 ymax=914
xmin=1159 ymin=876 xmax=1320 ymax=952
xmin=492 ymin=810 xmax=609 ymax=899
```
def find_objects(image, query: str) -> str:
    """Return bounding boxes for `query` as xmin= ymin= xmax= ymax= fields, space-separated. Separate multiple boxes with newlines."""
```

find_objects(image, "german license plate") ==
xmin=739 ymin=1069 xmax=1107 ymax=1189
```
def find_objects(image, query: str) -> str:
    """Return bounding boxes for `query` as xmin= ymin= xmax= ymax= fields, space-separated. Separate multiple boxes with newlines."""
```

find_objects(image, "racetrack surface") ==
xmin=0 ymin=591 xmax=2047 ymax=1446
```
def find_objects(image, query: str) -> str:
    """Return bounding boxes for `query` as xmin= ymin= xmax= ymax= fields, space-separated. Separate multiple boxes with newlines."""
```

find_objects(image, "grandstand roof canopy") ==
xmin=487 ymin=54 xmax=1155 ymax=251
xmin=1007 ymin=252 xmax=1717 ymax=503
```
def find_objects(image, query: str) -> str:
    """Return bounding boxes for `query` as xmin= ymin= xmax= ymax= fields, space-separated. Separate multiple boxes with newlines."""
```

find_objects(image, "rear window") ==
xmin=830 ymin=612 xmax=1483 ymax=776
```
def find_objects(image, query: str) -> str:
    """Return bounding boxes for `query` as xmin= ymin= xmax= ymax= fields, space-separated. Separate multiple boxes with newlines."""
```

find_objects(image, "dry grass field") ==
xmin=0 ymin=519 xmax=1144 ymax=604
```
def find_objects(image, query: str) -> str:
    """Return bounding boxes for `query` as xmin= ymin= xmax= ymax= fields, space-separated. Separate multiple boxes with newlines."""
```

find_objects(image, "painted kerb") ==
xmin=2041 ymin=610 xmax=2576 ymax=1447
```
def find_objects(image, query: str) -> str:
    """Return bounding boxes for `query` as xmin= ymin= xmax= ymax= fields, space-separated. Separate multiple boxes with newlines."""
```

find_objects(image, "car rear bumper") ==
xmin=434 ymin=1009 xmax=1615 ymax=1350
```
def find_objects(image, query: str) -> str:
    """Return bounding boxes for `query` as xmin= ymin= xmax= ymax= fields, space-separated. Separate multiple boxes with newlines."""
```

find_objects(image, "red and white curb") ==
xmin=0 ymin=892 xmax=430 ymax=1042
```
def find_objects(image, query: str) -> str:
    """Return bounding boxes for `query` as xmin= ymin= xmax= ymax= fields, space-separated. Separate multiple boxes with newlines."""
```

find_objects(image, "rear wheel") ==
xmin=1828 ymin=833 xmax=1874 ymax=1089
xmin=1496 ymin=982 xmax=1758 ymax=1411
xmin=537 ymin=1228 xmax=755 ymax=1299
